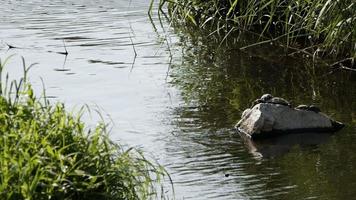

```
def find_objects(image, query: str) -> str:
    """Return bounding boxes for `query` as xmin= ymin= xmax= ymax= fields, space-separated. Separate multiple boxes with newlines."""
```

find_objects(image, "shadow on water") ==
xmin=165 ymin=21 xmax=356 ymax=199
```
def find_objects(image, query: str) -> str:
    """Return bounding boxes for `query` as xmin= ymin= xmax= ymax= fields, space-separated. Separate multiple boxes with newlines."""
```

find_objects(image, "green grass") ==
xmin=152 ymin=0 xmax=355 ymax=63
xmin=0 ymin=56 xmax=168 ymax=200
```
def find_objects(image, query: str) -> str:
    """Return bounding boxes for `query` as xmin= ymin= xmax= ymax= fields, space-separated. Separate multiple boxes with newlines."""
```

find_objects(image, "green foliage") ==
xmin=0 ymin=57 xmax=167 ymax=200
xmin=153 ymin=0 xmax=355 ymax=60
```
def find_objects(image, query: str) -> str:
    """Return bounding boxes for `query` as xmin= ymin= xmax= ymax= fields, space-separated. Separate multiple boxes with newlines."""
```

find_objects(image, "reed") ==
xmin=0 ymin=56 xmax=167 ymax=200
xmin=151 ymin=0 xmax=355 ymax=62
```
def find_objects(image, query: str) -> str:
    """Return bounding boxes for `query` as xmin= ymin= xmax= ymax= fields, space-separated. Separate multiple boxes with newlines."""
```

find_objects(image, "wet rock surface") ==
xmin=236 ymin=95 xmax=344 ymax=139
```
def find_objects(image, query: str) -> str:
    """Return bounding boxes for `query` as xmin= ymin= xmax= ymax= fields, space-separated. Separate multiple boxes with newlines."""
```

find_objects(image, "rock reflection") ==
xmin=239 ymin=132 xmax=334 ymax=159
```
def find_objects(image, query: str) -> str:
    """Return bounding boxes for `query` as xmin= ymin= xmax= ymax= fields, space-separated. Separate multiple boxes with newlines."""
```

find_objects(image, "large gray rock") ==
xmin=236 ymin=102 xmax=344 ymax=138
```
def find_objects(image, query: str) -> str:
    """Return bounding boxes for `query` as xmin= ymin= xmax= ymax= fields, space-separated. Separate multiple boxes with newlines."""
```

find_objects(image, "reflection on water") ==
xmin=239 ymin=132 xmax=334 ymax=159
xmin=1 ymin=0 xmax=356 ymax=199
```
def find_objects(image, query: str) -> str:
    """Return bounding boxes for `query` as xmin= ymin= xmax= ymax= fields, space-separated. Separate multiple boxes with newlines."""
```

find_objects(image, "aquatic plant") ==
xmin=0 ymin=56 xmax=168 ymax=200
xmin=151 ymin=0 xmax=355 ymax=63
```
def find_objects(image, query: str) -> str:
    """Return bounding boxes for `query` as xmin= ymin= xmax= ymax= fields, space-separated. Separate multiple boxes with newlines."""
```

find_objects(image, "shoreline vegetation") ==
xmin=0 ymin=56 xmax=168 ymax=199
xmin=151 ymin=0 xmax=355 ymax=68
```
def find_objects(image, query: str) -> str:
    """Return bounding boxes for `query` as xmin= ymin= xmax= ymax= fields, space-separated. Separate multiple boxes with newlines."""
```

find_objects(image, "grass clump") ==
xmin=0 ymin=56 xmax=167 ymax=200
xmin=153 ymin=0 xmax=355 ymax=63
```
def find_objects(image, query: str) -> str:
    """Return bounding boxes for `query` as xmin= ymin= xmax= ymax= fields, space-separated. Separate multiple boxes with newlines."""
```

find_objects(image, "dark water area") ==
xmin=167 ymin=25 xmax=356 ymax=199
xmin=1 ymin=1 xmax=356 ymax=199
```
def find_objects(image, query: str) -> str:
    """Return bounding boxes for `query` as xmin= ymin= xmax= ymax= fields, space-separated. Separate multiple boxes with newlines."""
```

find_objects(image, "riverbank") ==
xmin=155 ymin=0 xmax=355 ymax=66
xmin=0 ymin=57 xmax=166 ymax=199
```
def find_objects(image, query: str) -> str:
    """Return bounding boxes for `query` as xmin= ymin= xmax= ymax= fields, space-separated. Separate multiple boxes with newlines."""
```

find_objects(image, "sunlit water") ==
xmin=1 ymin=1 xmax=356 ymax=199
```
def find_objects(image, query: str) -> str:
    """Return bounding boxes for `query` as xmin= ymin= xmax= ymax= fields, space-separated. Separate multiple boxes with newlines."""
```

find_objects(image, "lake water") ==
xmin=1 ymin=0 xmax=355 ymax=199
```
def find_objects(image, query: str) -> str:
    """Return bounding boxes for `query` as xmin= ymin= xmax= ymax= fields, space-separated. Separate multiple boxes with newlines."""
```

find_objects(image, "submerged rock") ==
xmin=236 ymin=95 xmax=344 ymax=139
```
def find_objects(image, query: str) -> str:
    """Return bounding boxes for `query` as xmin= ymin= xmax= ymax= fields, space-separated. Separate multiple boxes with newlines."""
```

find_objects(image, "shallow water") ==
xmin=1 ymin=1 xmax=356 ymax=199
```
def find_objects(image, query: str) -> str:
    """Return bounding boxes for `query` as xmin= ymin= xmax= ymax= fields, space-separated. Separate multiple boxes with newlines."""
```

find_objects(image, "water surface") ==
xmin=1 ymin=1 xmax=355 ymax=199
